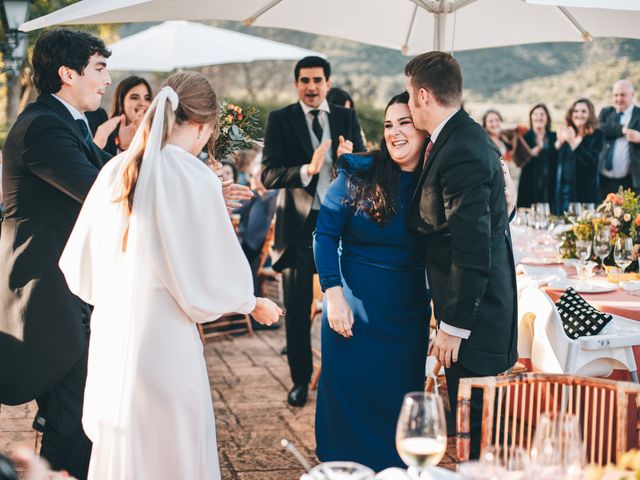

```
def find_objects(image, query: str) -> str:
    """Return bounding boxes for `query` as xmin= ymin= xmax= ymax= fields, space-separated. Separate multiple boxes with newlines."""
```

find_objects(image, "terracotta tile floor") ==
xmin=0 ymin=328 xmax=458 ymax=479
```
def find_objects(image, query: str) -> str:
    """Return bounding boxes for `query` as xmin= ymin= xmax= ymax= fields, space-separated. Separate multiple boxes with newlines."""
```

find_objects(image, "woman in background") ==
xmin=518 ymin=103 xmax=557 ymax=209
xmin=554 ymin=98 xmax=603 ymax=214
xmin=94 ymin=76 xmax=153 ymax=155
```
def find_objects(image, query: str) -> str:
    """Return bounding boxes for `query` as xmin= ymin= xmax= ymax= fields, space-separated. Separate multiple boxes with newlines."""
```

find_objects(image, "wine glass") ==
xmin=593 ymin=228 xmax=611 ymax=269
xmin=529 ymin=412 xmax=585 ymax=479
xmin=614 ymin=237 xmax=634 ymax=273
xmin=575 ymin=239 xmax=591 ymax=264
xmin=481 ymin=445 xmax=529 ymax=480
xmin=396 ymin=392 xmax=447 ymax=479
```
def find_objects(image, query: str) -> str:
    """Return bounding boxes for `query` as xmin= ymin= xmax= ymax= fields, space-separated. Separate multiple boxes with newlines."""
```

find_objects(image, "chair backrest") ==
xmin=256 ymin=219 xmax=276 ymax=278
xmin=457 ymin=373 xmax=640 ymax=465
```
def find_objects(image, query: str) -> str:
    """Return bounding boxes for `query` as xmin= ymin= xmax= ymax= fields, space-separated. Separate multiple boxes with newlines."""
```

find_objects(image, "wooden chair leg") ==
xmin=244 ymin=314 xmax=254 ymax=337
xmin=311 ymin=364 xmax=321 ymax=390
xmin=197 ymin=323 xmax=205 ymax=345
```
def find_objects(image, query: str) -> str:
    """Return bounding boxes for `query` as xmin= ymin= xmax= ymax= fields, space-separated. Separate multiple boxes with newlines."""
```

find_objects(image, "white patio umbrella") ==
xmin=20 ymin=0 xmax=640 ymax=54
xmin=105 ymin=20 xmax=323 ymax=71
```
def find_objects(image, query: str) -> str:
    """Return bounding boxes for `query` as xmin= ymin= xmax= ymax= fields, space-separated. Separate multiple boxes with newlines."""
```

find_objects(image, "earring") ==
xmin=198 ymin=130 xmax=203 ymax=140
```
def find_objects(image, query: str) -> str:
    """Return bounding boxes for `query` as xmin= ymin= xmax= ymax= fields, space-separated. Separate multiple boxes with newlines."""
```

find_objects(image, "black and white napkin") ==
xmin=556 ymin=287 xmax=613 ymax=339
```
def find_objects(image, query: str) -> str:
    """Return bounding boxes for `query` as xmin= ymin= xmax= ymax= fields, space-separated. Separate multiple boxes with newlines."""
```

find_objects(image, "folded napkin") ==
xmin=556 ymin=287 xmax=613 ymax=339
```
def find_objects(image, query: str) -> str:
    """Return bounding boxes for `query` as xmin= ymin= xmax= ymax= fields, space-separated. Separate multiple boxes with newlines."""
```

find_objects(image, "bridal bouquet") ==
xmin=214 ymin=101 xmax=262 ymax=160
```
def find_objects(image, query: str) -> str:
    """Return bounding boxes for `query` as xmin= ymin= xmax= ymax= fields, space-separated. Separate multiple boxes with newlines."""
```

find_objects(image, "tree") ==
xmin=1 ymin=0 xmax=118 ymax=129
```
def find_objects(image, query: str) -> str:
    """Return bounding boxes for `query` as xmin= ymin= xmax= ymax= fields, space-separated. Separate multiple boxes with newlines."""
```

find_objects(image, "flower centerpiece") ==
xmin=558 ymin=211 xmax=598 ymax=259
xmin=214 ymin=101 xmax=262 ymax=161
xmin=597 ymin=189 xmax=640 ymax=240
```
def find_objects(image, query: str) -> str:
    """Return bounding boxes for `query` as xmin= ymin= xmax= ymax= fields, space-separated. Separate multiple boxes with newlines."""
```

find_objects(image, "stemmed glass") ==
xmin=396 ymin=392 xmax=447 ymax=479
xmin=593 ymin=228 xmax=611 ymax=270
xmin=529 ymin=412 xmax=585 ymax=479
xmin=575 ymin=239 xmax=591 ymax=264
xmin=614 ymin=237 xmax=634 ymax=273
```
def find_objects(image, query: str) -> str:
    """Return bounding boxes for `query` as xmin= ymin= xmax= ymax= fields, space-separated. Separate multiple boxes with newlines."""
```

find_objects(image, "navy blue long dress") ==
xmin=313 ymin=153 xmax=431 ymax=472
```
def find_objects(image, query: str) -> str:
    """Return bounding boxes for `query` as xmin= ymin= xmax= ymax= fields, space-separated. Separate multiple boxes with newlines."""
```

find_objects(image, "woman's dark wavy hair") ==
xmin=529 ymin=103 xmax=552 ymax=132
xmin=111 ymin=76 xmax=153 ymax=119
xmin=565 ymin=97 xmax=598 ymax=136
xmin=32 ymin=29 xmax=111 ymax=95
xmin=344 ymin=91 xmax=413 ymax=226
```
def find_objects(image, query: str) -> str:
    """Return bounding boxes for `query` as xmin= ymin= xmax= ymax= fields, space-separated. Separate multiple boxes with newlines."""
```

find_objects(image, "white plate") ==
xmin=547 ymin=279 xmax=617 ymax=293
xmin=520 ymin=257 xmax=563 ymax=266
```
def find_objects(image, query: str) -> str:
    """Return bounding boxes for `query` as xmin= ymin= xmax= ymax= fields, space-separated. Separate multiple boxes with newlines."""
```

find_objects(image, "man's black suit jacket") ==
xmin=599 ymin=105 xmax=640 ymax=188
xmin=261 ymin=102 xmax=364 ymax=271
xmin=409 ymin=109 xmax=518 ymax=376
xmin=0 ymin=94 xmax=110 ymax=405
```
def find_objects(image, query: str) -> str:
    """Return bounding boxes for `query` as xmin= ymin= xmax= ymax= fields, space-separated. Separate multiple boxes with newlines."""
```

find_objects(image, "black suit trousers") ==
xmin=34 ymin=305 xmax=92 ymax=480
xmin=444 ymin=361 xmax=485 ymax=460
xmin=281 ymin=210 xmax=318 ymax=385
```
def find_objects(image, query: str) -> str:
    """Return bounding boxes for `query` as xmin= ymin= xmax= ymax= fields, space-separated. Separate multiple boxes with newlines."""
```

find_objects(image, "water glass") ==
xmin=529 ymin=412 xmax=585 ymax=479
xmin=481 ymin=445 xmax=529 ymax=479
xmin=396 ymin=392 xmax=447 ymax=479
xmin=575 ymin=261 xmax=596 ymax=281
xmin=567 ymin=203 xmax=582 ymax=218
xmin=593 ymin=228 xmax=611 ymax=267
xmin=575 ymin=239 xmax=591 ymax=263
xmin=614 ymin=237 xmax=633 ymax=273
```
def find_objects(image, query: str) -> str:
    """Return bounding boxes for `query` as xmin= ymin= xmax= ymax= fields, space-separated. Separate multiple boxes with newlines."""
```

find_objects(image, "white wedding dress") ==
xmin=60 ymin=88 xmax=256 ymax=480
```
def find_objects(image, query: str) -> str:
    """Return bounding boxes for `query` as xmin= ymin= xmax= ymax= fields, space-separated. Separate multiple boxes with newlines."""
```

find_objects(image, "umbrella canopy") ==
xmin=105 ymin=20 xmax=324 ymax=71
xmin=20 ymin=0 xmax=640 ymax=54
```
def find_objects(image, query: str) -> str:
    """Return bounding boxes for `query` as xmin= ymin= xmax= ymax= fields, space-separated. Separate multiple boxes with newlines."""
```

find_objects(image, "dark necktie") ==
xmin=310 ymin=110 xmax=323 ymax=143
xmin=604 ymin=111 xmax=623 ymax=170
xmin=75 ymin=119 xmax=93 ymax=149
xmin=422 ymin=140 xmax=434 ymax=170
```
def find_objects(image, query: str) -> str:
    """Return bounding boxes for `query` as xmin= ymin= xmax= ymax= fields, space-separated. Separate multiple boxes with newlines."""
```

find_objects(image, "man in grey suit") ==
xmin=599 ymin=79 xmax=640 ymax=197
xmin=0 ymin=30 xmax=112 ymax=479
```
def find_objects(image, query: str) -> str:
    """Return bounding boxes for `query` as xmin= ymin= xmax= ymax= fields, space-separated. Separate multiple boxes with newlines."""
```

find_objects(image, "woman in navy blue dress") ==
xmin=313 ymin=92 xmax=431 ymax=471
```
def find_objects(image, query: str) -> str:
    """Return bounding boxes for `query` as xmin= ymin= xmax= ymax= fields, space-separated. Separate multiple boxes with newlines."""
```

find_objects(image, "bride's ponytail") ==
xmin=118 ymin=72 xmax=218 ymax=216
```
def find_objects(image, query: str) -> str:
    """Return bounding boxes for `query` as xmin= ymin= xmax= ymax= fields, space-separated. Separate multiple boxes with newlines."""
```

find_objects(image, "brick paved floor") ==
xmin=0 ymin=327 xmax=458 ymax=479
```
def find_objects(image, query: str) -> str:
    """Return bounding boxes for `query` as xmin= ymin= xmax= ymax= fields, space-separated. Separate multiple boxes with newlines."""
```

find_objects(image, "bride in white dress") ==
xmin=59 ymin=72 xmax=281 ymax=480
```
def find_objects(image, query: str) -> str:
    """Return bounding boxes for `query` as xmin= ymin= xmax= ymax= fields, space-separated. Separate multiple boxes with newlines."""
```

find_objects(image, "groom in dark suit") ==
xmin=406 ymin=52 xmax=518 ymax=457
xmin=262 ymin=56 xmax=364 ymax=406
xmin=0 ymin=29 xmax=112 ymax=479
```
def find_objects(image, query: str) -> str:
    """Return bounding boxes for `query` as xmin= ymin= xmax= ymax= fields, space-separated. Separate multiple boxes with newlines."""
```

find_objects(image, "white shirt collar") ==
xmin=429 ymin=108 xmax=459 ymax=144
xmin=299 ymin=99 xmax=331 ymax=116
xmin=51 ymin=94 xmax=88 ymax=122
xmin=621 ymin=103 xmax=634 ymax=122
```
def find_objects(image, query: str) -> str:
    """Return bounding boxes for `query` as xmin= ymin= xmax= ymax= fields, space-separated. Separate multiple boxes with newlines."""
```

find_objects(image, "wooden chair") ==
xmin=197 ymin=220 xmax=278 ymax=342
xmin=310 ymin=274 xmax=323 ymax=390
xmin=457 ymin=372 xmax=640 ymax=465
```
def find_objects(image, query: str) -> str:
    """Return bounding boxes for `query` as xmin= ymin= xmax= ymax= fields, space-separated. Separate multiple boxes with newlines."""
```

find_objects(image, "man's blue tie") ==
xmin=604 ymin=111 xmax=623 ymax=170
xmin=75 ymin=119 xmax=93 ymax=149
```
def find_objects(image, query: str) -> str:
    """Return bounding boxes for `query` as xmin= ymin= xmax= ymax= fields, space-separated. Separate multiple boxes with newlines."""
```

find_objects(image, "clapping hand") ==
xmin=117 ymin=110 xmax=145 ymax=151
xmin=623 ymin=127 xmax=640 ymax=143
xmin=307 ymin=139 xmax=331 ymax=175
xmin=336 ymin=135 xmax=354 ymax=157
xmin=430 ymin=329 xmax=462 ymax=369
xmin=326 ymin=286 xmax=354 ymax=338
xmin=93 ymin=114 xmax=123 ymax=149
xmin=251 ymin=297 xmax=283 ymax=326
xmin=221 ymin=179 xmax=253 ymax=212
